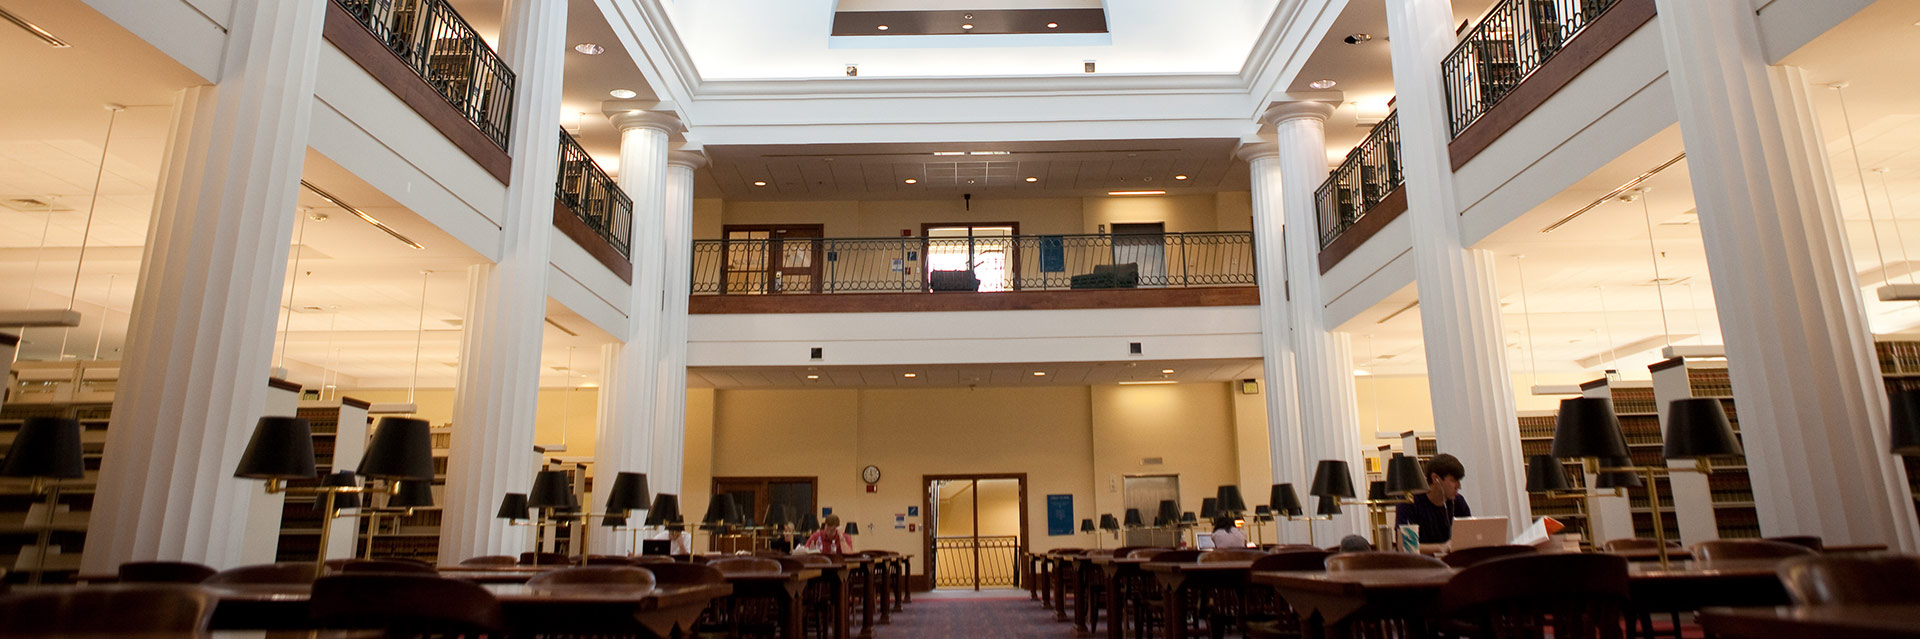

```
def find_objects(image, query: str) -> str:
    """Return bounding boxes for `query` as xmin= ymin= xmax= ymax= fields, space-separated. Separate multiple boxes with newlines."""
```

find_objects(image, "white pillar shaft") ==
xmin=1386 ymin=0 xmax=1530 ymax=535
xmin=650 ymin=158 xmax=700 ymax=497
xmin=440 ymin=0 xmax=568 ymax=561
xmin=1273 ymin=110 xmax=1369 ymax=540
xmin=1654 ymin=0 xmax=1918 ymax=549
xmin=81 ymin=0 xmax=327 ymax=573
xmin=1244 ymin=148 xmax=1309 ymax=543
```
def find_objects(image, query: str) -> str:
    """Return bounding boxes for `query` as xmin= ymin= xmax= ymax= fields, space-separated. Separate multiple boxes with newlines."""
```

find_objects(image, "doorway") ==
xmin=923 ymin=223 xmax=1019 ymax=291
xmin=720 ymin=225 xmax=824 ymax=294
xmin=1122 ymin=474 xmax=1184 ymax=548
xmin=1110 ymin=222 xmax=1167 ymax=287
xmin=923 ymin=474 xmax=1027 ymax=590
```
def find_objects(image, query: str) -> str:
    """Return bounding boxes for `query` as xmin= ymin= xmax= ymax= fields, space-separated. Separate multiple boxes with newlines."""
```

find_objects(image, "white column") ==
xmin=1386 ymin=0 xmax=1531 ymax=536
xmin=1267 ymin=103 xmax=1370 ymax=540
xmin=80 ymin=0 xmax=327 ymax=573
xmin=650 ymin=149 xmax=706 ymax=498
xmin=1654 ymin=0 xmax=1919 ymax=549
xmin=439 ymin=0 xmax=568 ymax=561
xmin=589 ymin=111 xmax=678 ymax=553
xmin=1238 ymin=142 xmax=1311 ymax=544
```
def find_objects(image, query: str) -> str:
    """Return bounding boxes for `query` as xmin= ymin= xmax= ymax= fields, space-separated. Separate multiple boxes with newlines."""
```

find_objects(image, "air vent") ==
xmin=1142 ymin=457 xmax=1164 ymax=465
xmin=2 ymin=197 xmax=73 ymax=212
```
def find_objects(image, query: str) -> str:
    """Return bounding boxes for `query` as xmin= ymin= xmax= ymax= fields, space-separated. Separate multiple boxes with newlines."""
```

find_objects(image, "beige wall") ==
xmin=1088 ymin=384 xmax=1241 ymax=524
xmin=341 ymin=387 xmax=600 ymax=458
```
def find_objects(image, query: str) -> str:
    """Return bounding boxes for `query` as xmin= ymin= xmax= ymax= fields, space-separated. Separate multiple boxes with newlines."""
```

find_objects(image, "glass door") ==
xmin=721 ymin=226 xmax=824 ymax=294
xmin=924 ymin=224 xmax=1017 ymax=291
xmin=927 ymin=477 xmax=1024 ymax=590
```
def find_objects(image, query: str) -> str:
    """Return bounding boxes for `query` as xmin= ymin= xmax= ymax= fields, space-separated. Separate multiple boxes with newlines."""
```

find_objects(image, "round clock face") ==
xmin=862 ymin=465 xmax=881 ymax=484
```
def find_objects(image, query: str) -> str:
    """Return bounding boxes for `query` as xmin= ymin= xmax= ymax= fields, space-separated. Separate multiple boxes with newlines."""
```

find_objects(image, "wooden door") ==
xmin=721 ymin=225 xmax=824 ymax=294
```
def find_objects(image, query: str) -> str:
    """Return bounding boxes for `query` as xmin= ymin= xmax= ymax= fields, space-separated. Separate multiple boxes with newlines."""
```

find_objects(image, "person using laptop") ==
xmin=1209 ymin=516 xmax=1249 ymax=549
xmin=1395 ymin=453 xmax=1471 ymax=544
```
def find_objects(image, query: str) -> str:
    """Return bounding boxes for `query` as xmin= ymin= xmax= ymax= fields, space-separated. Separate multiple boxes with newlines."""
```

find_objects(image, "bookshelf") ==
xmin=1517 ymin=409 xmax=1590 ymax=543
xmin=354 ymin=424 xmax=450 ymax=563
xmin=1649 ymin=356 xmax=1759 ymax=543
xmin=1876 ymin=340 xmax=1920 ymax=527
xmin=274 ymin=398 xmax=370 ymax=564
xmin=1367 ymin=444 xmax=1397 ymax=547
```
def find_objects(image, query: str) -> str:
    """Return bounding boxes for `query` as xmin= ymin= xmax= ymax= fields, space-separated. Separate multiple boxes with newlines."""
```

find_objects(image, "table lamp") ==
xmin=236 ymin=415 xmax=378 ymax=578
xmin=1307 ymin=460 xmax=1357 ymax=547
xmin=1 ymin=417 xmax=85 ymax=584
xmin=1270 ymin=483 xmax=1305 ymax=545
xmin=525 ymin=470 xmax=576 ymax=565
xmin=1551 ymin=396 xmax=1741 ymax=567
xmin=845 ymin=522 xmax=859 ymax=536
xmin=1890 ymin=387 xmax=1920 ymax=456
xmin=1081 ymin=518 xmax=1098 ymax=549
xmin=1199 ymin=497 xmax=1217 ymax=520
xmin=1525 ymin=454 xmax=1573 ymax=494
xmin=1099 ymin=513 xmax=1121 ymax=543
xmin=645 ymin=493 xmax=680 ymax=526
xmin=584 ymin=471 xmax=650 ymax=563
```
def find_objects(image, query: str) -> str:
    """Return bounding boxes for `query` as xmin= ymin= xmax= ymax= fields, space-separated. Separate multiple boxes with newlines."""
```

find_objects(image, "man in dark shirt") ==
xmin=1394 ymin=453 xmax=1470 ymax=544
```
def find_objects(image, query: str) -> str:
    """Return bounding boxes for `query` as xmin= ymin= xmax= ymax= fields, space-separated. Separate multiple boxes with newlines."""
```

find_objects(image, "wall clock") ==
xmin=862 ymin=464 xmax=881 ymax=484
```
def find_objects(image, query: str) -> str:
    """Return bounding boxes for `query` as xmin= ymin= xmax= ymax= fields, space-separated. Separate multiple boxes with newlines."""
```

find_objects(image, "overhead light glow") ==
xmin=962 ymin=23 xmax=974 ymax=30
xmin=1174 ymin=175 xmax=1189 ymax=180
xmin=608 ymin=89 xmax=637 ymax=99
xmin=1108 ymin=190 xmax=1167 ymax=196
xmin=1025 ymin=177 xmax=1038 ymax=182
xmin=1161 ymin=369 xmax=1175 ymax=374
xmin=1119 ymin=380 xmax=1178 ymax=385
xmin=932 ymin=151 xmax=967 ymax=156
xmin=1032 ymin=371 xmax=1046 ymax=376
xmin=1353 ymin=369 xmax=1373 ymax=376
xmin=752 ymin=181 xmax=768 ymax=186
xmin=967 ymin=151 xmax=1009 ymax=155
xmin=877 ymin=24 xmax=889 ymax=30
xmin=1046 ymin=22 xmax=1059 ymax=29
xmin=806 ymin=374 xmax=820 ymax=380
xmin=573 ymin=43 xmax=604 ymax=55
xmin=903 ymin=373 xmax=917 ymax=378
xmin=1309 ymin=79 xmax=1337 ymax=89
xmin=904 ymin=178 xmax=918 ymax=184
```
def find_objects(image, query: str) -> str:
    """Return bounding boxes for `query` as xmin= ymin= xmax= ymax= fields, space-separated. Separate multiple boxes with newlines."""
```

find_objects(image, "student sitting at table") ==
xmin=1394 ymin=453 xmax=1470 ymax=544
xmin=1210 ymin=516 xmax=1250 ymax=549
xmin=806 ymin=514 xmax=856 ymax=554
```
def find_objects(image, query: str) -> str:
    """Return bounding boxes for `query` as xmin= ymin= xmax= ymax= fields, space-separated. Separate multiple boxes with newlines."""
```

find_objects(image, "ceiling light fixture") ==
xmin=932 ymin=151 xmax=967 ymax=156
xmin=573 ymin=43 xmax=604 ymax=55
xmin=608 ymin=88 xmax=637 ymax=99
xmin=1343 ymin=33 xmax=1372 ymax=44
xmin=1119 ymin=380 xmax=1178 ymax=385
xmin=300 ymin=181 xmax=425 ymax=250
xmin=1025 ymin=177 xmax=1038 ymax=182
xmin=1309 ymin=79 xmax=1337 ymax=89
xmin=962 ymin=23 xmax=974 ymax=30
xmin=752 ymin=181 xmax=768 ymax=186
xmin=968 ymin=151 xmax=1010 ymax=155
xmin=903 ymin=373 xmax=917 ymax=378
xmin=1033 ymin=371 xmax=1046 ymax=377
xmin=0 ymin=7 xmax=70 ymax=48
xmin=1108 ymin=190 xmax=1166 ymax=196
xmin=806 ymin=374 xmax=819 ymax=380
xmin=1161 ymin=369 xmax=1175 ymax=374
xmin=1047 ymin=22 xmax=1059 ymax=28
xmin=877 ymin=24 xmax=889 ymax=30
xmin=1174 ymin=175 xmax=1189 ymax=180
xmin=904 ymin=179 xmax=918 ymax=184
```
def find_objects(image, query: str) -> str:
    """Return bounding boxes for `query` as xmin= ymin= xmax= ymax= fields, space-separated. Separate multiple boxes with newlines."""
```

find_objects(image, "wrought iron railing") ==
xmin=556 ymin=129 xmax=632 ymax=258
xmin=691 ymin=231 xmax=1255 ymax=295
xmin=933 ymin=535 xmax=1021 ymax=588
xmin=333 ymin=0 xmax=516 ymax=149
xmin=1315 ymin=112 xmax=1402 ymax=248
xmin=1442 ymin=0 xmax=1621 ymax=137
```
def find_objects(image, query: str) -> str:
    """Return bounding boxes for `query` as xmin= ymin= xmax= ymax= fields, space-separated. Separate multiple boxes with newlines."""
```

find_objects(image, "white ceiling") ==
xmin=691 ymin=357 xmax=1263 ymax=389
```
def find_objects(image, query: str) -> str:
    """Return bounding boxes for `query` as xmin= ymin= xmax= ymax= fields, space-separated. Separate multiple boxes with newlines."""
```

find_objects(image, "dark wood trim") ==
xmin=1579 ymin=378 xmax=1609 ymax=391
xmin=339 ymin=396 xmax=373 ymax=410
xmin=1317 ymin=186 xmax=1409 ymax=274
xmin=1647 ymin=357 xmax=1687 ymax=373
xmin=907 ymin=574 xmax=932 ymax=592
xmin=689 ymin=285 xmax=1259 ymax=314
xmin=1447 ymin=0 xmax=1658 ymax=171
xmin=921 ymin=473 xmax=1028 ymax=592
xmin=267 ymin=377 xmax=303 ymax=392
xmin=552 ymin=199 xmax=634 ymax=284
xmin=321 ymin=1 xmax=512 ymax=185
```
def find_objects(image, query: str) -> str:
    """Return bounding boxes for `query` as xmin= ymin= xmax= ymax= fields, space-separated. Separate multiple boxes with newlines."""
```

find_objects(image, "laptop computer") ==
xmin=641 ymin=539 xmax=672 ymax=556
xmin=1448 ymin=516 xmax=1510 ymax=551
xmin=1194 ymin=534 xmax=1216 ymax=550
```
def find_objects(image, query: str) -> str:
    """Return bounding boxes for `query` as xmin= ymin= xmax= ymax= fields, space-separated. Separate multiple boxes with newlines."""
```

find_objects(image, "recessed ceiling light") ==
xmin=968 ymin=151 xmax=1009 ymax=155
xmin=903 ymin=373 xmax=917 ymax=378
xmin=877 ymin=24 xmax=889 ymax=30
xmin=904 ymin=178 xmax=918 ymax=184
xmin=1309 ymin=79 xmax=1337 ymax=89
xmin=1033 ymin=371 xmax=1046 ymax=376
xmin=806 ymin=374 xmax=820 ymax=380
xmin=752 ymin=181 xmax=768 ymax=186
xmin=574 ymin=43 xmax=604 ymax=55
xmin=1047 ymin=22 xmax=1059 ymax=29
xmin=932 ymin=151 xmax=967 ymax=156
xmin=1026 ymin=177 xmax=1038 ymax=182
xmin=1119 ymin=380 xmax=1178 ymax=385
xmin=962 ymin=23 xmax=974 ymax=30
xmin=1108 ymin=190 xmax=1167 ymax=196
xmin=608 ymin=89 xmax=637 ymax=99
xmin=1161 ymin=369 xmax=1174 ymax=374
xmin=1174 ymin=175 xmax=1189 ymax=180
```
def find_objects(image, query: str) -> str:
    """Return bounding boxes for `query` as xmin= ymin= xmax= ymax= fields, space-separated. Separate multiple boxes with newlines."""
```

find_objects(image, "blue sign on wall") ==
xmin=1046 ymin=494 xmax=1074 ymax=536
xmin=1039 ymin=236 xmax=1065 ymax=272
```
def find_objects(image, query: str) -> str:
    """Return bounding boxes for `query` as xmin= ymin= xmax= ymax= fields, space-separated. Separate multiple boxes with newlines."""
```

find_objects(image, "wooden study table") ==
xmin=723 ymin=569 xmax=821 ymax=639
xmin=205 ymin=581 xmax=732 ymax=638
xmin=1143 ymin=560 xmax=1257 ymax=639
xmin=839 ymin=554 xmax=878 ymax=639
xmin=1047 ymin=551 xmax=1082 ymax=622
xmin=1091 ymin=555 xmax=1151 ymax=639
xmin=1698 ymin=604 xmax=1920 ymax=638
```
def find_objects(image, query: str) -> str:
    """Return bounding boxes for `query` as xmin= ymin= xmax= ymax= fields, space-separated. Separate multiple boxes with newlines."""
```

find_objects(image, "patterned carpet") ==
xmin=882 ymin=591 xmax=1085 ymax=638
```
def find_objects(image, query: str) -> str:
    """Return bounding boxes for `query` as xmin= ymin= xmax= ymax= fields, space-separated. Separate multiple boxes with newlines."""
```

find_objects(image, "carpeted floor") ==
xmin=880 ymin=592 xmax=1085 ymax=638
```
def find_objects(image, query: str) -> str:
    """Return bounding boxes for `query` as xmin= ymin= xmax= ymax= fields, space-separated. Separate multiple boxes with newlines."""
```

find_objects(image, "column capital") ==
xmin=1260 ymin=101 xmax=1336 ymax=128
xmin=1236 ymin=141 xmax=1281 ymax=163
xmin=668 ymin=148 xmax=708 ymax=170
xmin=607 ymin=109 xmax=686 ymax=135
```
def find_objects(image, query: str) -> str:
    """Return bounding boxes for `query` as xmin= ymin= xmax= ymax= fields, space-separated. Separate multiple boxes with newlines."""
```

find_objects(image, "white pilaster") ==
xmin=439 ymin=0 xmax=568 ymax=561
xmin=650 ymin=149 xmax=706 ymax=498
xmin=1238 ymin=142 xmax=1311 ymax=544
xmin=80 ymin=0 xmax=327 ymax=573
xmin=1654 ymin=0 xmax=1918 ymax=549
xmin=1267 ymin=102 xmax=1369 ymax=540
xmin=1386 ymin=0 xmax=1530 ymax=536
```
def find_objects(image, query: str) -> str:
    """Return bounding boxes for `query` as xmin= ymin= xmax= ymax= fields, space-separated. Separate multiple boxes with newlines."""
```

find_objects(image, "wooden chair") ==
xmin=1441 ymin=545 xmax=1537 ymax=568
xmin=1441 ymin=553 xmax=1630 ymax=639
xmin=647 ymin=562 xmax=726 ymax=585
xmin=587 ymin=555 xmax=638 ymax=566
xmin=710 ymin=556 xmax=784 ymax=575
xmin=519 ymin=551 xmax=570 ymax=565
xmin=116 ymin=560 xmax=217 ymax=583
xmin=459 ymin=555 xmax=517 ymax=566
xmin=309 ymin=574 xmax=505 ymax=636
xmin=0 ymin=584 xmax=215 ymax=636
xmin=203 ymin=562 xmax=316 ymax=585
xmin=1199 ymin=549 xmax=1269 ymax=563
xmin=1325 ymin=552 xmax=1446 ymax=572
xmin=1764 ymin=535 xmax=1825 ymax=552
xmin=1601 ymin=538 xmax=1680 ymax=552
xmin=1778 ymin=554 xmax=1920 ymax=605
xmin=340 ymin=559 xmax=439 ymax=575
xmin=633 ymin=554 xmax=681 ymax=565
xmin=1246 ymin=551 xmax=1333 ymax=639
xmin=1692 ymin=539 xmax=1817 ymax=563
xmin=527 ymin=565 xmax=656 ymax=587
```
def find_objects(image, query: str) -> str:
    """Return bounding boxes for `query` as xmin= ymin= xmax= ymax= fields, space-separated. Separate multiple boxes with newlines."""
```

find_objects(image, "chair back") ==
xmin=1270 ymin=544 xmax=1324 ymax=553
xmin=646 ymin=562 xmax=726 ymax=585
xmin=632 ymin=555 xmax=680 ymax=565
xmin=791 ymin=554 xmax=837 ymax=567
xmin=309 ymin=574 xmax=505 ymax=635
xmin=527 ymin=566 xmax=658 ymax=587
xmin=1110 ymin=546 xmax=1158 ymax=559
xmin=520 ymin=551 xmax=570 ymax=565
xmin=1250 ymin=550 xmax=1331 ymax=572
xmin=1199 ymin=549 xmax=1268 ymax=563
xmin=460 ymin=555 xmax=517 ymax=566
xmin=1692 ymin=539 xmax=1817 ymax=563
xmin=586 ymin=555 xmax=637 ymax=566
xmin=340 ymin=559 xmax=439 ymax=575
xmin=1764 ymin=536 xmax=1825 ymax=552
xmin=1442 ymin=545 xmax=1538 ymax=568
xmin=1601 ymin=538 xmax=1678 ymax=552
xmin=1440 ymin=554 xmax=1630 ymax=639
xmin=1143 ymin=549 xmax=1202 ymax=563
xmin=1778 ymin=554 xmax=1920 ymax=605
xmin=709 ymin=557 xmax=784 ymax=575
xmin=1325 ymin=552 xmax=1446 ymax=572
xmin=0 ymin=584 xmax=214 ymax=636
xmin=204 ymin=562 xmax=316 ymax=585
xmin=117 ymin=561 xmax=217 ymax=584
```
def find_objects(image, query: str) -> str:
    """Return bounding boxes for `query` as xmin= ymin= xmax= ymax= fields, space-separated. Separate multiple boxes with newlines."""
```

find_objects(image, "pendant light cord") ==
xmin=1831 ymin=84 xmax=1894 ymax=285
xmin=1636 ymin=193 xmax=1673 ymax=346
xmin=409 ymin=270 xmax=430 ymax=404
xmin=57 ymin=106 xmax=120 ymax=360
xmin=277 ymin=211 xmax=309 ymax=369
xmin=1514 ymin=255 xmax=1539 ymax=386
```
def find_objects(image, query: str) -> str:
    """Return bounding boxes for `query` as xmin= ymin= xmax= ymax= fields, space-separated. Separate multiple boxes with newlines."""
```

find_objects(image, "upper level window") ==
xmin=926 ymin=224 xmax=1015 ymax=292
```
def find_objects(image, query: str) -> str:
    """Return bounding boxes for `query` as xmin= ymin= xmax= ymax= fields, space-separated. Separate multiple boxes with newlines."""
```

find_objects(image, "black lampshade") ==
xmin=528 ymin=470 xmax=574 ymax=509
xmin=1099 ymin=514 xmax=1120 ymax=531
xmin=766 ymin=504 xmax=791 ymax=528
xmin=1253 ymin=505 xmax=1271 ymax=519
xmin=1663 ymin=398 xmax=1744 ymax=459
xmin=497 ymin=493 xmax=529 ymax=520
xmin=1156 ymin=500 xmax=1181 ymax=526
xmin=729 ymin=499 xmax=750 ymax=526
xmin=603 ymin=472 xmax=651 ymax=513
xmin=356 ymin=417 xmax=433 ymax=480
xmin=1180 ymin=511 xmax=1197 ymax=525
xmin=1123 ymin=508 xmax=1144 ymax=528
xmin=1153 ymin=513 xmax=1167 ymax=527
xmin=1309 ymin=460 xmax=1357 ymax=499
xmin=231 ymin=417 xmax=316 ymax=480
xmin=798 ymin=511 xmax=820 ymax=533
xmin=1594 ymin=458 xmax=1643 ymax=489
xmin=703 ymin=494 xmax=736 ymax=525
xmin=1892 ymin=388 xmax=1920 ymax=456
xmin=1270 ymin=484 xmax=1304 ymax=517
xmin=603 ymin=515 xmax=627 ymax=528
xmin=1199 ymin=497 xmax=1218 ymax=519
xmin=1080 ymin=518 xmax=1095 ymax=533
xmin=1 ymin=416 xmax=84 ymax=480
xmin=387 ymin=479 xmax=434 ymax=508
xmin=1551 ymin=397 xmax=1629 ymax=459
xmin=645 ymin=493 xmax=681 ymax=526
xmin=321 ymin=471 xmax=360 ymax=510
xmin=845 ymin=522 xmax=859 ymax=535
xmin=1525 ymin=455 xmax=1572 ymax=493
xmin=1384 ymin=454 xmax=1429 ymax=496
xmin=1366 ymin=480 xmax=1387 ymax=501
xmin=1216 ymin=485 xmax=1247 ymax=514
xmin=1315 ymin=494 xmax=1341 ymax=516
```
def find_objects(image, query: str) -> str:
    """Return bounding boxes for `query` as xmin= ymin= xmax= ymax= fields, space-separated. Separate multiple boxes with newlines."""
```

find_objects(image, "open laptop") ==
xmin=1448 ymin=516 xmax=1510 ymax=551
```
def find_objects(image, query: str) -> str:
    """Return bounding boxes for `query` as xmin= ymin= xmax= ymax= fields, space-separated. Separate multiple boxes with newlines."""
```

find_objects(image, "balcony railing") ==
xmin=691 ymin=231 xmax=1254 ymax=295
xmin=556 ymin=129 xmax=632 ymax=258
xmin=1441 ymin=0 xmax=1620 ymax=137
xmin=334 ymin=0 xmax=516 ymax=149
xmin=1315 ymin=112 xmax=1402 ymax=248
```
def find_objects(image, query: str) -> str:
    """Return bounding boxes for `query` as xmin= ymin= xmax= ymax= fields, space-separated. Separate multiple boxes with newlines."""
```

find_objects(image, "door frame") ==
xmin=921 ymin=472 xmax=1028 ymax=590
xmin=719 ymin=224 xmax=826 ymax=294
xmin=919 ymin=222 xmax=1022 ymax=291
